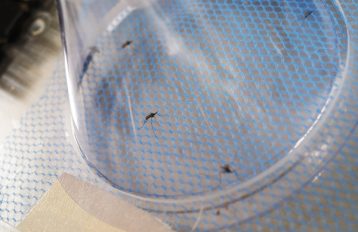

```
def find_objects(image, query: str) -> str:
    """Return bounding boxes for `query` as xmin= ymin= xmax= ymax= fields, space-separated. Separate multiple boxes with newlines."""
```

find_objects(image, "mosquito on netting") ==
xmin=200 ymin=163 xmax=240 ymax=189
xmin=121 ymin=40 xmax=133 ymax=49
xmin=139 ymin=111 xmax=161 ymax=139
xmin=218 ymin=164 xmax=239 ymax=185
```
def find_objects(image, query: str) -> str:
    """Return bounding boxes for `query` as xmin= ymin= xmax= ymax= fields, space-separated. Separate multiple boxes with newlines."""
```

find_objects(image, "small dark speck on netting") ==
xmin=220 ymin=164 xmax=233 ymax=174
xmin=122 ymin=40 xmax=133 ymax=49
xmin=304 ymin=10 xmax=314 ymax=19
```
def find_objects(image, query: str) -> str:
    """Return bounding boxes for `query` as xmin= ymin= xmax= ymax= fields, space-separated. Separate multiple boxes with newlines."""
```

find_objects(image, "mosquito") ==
xmin=200 ymin=164 xmax=239 ymax=189
xmin=122 ymin=40 xmax=133 ymax=49
xmin=218 ymin=164 xmax=238 ymax=185
xmin=220 ymin=164 xmax=234 ymax=174
xmin=139 ymin=111 xmax=160 ymax=138
xmin=304 ymin=10 xmax=314 ymax=19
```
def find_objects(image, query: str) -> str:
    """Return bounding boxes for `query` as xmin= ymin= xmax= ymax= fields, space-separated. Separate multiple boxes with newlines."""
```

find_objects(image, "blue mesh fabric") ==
xmin=0 ymin=0 xmax=357 ymax=231
xmin=77 ymin=0 xmax=348 ymax=197
xmin=236 ymin=128 xmax=358 ymax=232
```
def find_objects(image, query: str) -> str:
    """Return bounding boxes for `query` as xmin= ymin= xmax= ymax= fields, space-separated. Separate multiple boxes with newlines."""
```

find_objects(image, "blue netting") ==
xmin=78 ymin=0 xmax=348 ymax=198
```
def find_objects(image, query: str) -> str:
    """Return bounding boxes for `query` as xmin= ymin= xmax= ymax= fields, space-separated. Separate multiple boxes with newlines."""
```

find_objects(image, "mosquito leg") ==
xmin=153 ymin=117 xmax=161 ymax=127
xmin=232 ymin=170 xmax=240 ymax=181
xmin=156 ymin=112 xmax=169 ymax=117
xmin=138 ymin=120 xmax=147 ymax=130
xmin=150 ymin=118 xmax=158 ymax=139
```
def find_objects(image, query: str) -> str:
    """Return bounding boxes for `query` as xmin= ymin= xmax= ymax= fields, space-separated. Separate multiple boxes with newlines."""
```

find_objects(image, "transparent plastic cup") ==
xmin=57 ymin=0 xmax=357 ymax=230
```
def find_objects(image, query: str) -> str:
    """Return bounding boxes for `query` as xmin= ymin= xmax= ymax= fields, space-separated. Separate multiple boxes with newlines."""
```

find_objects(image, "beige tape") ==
xmin=18 ymin=173 xmax=173 ymax=232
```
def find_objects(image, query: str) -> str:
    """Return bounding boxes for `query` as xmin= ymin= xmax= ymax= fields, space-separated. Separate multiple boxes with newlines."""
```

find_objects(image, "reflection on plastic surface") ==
xmin=55 ymin=0 xmax=358 ymax=230
xmin=64 ymin=0 xmax=345 ymax=190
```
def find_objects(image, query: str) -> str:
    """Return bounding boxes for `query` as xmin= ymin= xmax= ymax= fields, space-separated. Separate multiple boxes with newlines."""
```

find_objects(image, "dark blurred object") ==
xmin=0 ymin=0 xmax=59 ymax=97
